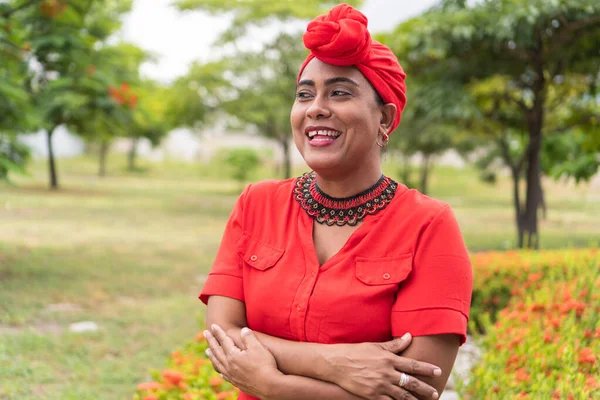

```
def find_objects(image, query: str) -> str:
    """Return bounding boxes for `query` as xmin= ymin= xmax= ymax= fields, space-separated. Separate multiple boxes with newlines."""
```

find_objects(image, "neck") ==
xmin=313 ymin=167 xmax=383 ymax=198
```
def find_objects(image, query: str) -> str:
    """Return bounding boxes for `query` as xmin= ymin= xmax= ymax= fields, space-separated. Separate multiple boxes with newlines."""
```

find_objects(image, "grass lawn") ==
xmin=1 ymin=154 xmax=599 ymax=399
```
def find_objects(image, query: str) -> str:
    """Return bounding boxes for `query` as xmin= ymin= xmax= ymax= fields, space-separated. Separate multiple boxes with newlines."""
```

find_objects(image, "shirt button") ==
xmin=383 ymin=273 xmax=391 ymax=280
xmin=250 ymin=255 xmax=258 ymax=261
xmin=311 ymin=272 xmax=316 ymax=277
xmin=296 ymin=305 xmax=303 ymax=311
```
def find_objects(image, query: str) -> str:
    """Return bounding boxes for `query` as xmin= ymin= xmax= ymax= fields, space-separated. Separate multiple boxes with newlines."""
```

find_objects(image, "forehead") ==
xmin=298 ymin=58 xmax=369 ymax=86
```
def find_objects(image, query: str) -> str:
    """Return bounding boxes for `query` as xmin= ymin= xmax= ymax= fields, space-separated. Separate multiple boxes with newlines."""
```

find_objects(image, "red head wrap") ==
xmin=298 ymin=4 xmax=407 ymax=133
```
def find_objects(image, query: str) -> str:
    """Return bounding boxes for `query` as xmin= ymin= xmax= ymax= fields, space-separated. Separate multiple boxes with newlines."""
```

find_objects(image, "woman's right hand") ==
xmin=321 ymin=333 xmax=441 ymax=400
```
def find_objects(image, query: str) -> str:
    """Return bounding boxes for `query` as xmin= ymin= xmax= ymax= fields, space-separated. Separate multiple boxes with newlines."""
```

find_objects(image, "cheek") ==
xmin=290 ymin=105 xmax=304 ymax=132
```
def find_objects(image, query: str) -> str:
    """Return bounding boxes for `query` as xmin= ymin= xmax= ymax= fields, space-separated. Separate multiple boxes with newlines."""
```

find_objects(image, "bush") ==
xmin=221 ymin=148 xmax=262 ymax=188
xmin=469 ymin=249 xmax=597 ymax=333
xmin=134 ymin=332 xmax=239 ymax=400
xmin=0 ymin=134 xmax=30 ymax=182
xmin=462 ymin=249 xmax=599 ymax=399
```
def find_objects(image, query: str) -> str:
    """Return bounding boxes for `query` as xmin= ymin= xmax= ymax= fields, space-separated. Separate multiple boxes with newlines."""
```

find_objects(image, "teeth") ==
xmin=307 ymin=130 xmax=341 ymax=138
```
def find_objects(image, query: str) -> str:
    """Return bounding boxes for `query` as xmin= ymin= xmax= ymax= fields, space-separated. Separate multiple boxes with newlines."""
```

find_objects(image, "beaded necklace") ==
xmin=293 ymin=172 xmax=397 ymax=226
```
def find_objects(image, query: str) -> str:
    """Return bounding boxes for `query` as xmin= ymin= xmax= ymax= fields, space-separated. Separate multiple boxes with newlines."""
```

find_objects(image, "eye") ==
xmin=331 ymin=89 xmax=351 ymax=97
xmin=295 ymin=91 xmax=313 ymax=100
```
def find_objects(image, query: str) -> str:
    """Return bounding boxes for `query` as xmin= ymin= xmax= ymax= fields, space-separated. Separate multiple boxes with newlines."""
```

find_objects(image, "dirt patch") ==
xmin=3 ymin=184 xmax=111 ymax=198
xmin=0 ymin=321 xmax=63 ymax=336
xmin=45 ymin=303 xmax=83 ymax=313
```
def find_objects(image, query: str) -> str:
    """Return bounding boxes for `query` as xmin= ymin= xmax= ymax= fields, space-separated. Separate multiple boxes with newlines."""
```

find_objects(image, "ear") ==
xmin=379 ymin=103 xmax=397 ymax=135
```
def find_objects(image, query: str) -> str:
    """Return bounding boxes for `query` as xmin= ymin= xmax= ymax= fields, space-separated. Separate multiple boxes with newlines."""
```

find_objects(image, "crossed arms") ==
xmin=204 ymin=296 xmax=460 ymax=400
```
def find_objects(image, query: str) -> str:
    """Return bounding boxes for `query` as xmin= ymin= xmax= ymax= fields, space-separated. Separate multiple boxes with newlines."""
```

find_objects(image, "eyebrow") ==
xmin=297 ymin=77 xmax=361 ymax=88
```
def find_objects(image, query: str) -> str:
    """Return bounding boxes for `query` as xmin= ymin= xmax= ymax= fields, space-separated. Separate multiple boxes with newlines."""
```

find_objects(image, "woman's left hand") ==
xmin=204 ymin=324 xmax=282 ymax=399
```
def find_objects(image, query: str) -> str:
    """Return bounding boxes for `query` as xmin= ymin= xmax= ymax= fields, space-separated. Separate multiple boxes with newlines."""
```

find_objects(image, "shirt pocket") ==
xmin=355 ymin=253 xmax=413 ymax=285
xmin=237 ymin=232 xmax=284 ymax=271
xmin=236 ymin=233 xmax=292 ymax=339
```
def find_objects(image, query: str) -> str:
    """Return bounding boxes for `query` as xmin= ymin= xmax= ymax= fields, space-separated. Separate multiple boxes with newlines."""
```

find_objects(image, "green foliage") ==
xmin=222 ymin=147 xmax=262 ymax=186
xmin=0 ymin=133 xmax=30 ymax=182
xmin=385 ymin=0 xmax=600 ymax=179
xmin=167 ymin=60 xmax=231 ymax=130
xmin=170 ymin=32 xmax=307 ymax=178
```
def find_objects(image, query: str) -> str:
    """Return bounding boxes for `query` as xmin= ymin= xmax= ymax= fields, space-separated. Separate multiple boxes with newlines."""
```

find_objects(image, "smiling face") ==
xmin=291 ymin=59 xmax=394 ymax=179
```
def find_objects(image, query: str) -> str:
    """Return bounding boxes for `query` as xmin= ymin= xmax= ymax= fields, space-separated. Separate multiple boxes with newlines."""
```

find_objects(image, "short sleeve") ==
xmin=199 ymin=185 xmax=250 ymax=305
xmin=391 ymin=205 xmax=473 ymax=345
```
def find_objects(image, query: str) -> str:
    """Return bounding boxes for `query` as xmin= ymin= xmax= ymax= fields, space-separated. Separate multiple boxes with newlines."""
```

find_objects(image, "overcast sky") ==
xmin=121 ymin=0 xmax=439 ymax=82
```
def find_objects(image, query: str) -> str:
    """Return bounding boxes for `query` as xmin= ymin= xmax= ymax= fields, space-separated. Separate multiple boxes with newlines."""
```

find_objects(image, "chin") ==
xmin=303 ymin=153 xmax=345 ymax=175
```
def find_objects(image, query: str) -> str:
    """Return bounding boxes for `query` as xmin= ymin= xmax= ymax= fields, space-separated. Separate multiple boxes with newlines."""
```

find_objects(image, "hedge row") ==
xmin=462 ymin=249 xmax=599 ymax=399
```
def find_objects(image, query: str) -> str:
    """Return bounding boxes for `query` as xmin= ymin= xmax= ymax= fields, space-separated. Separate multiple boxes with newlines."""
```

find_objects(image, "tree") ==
xmin=124 ymin=81 xmax=173 ymax=172
xmin=82 ymin=42 xmax=150 ymax=176
xmin=387 ymin=78 xmax=475 ymax=194
xmin=222 ymin=33 xmax=308 ymax=179
xmin=386 ymin=0 xmax=600 ymax=248
xmin=8 ymin=0 xmax=135 ymax=189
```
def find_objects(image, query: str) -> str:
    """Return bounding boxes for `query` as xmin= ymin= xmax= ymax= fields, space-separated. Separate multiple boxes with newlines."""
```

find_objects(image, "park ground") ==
xmin=1 ymin=155 xmax=599 ymax=399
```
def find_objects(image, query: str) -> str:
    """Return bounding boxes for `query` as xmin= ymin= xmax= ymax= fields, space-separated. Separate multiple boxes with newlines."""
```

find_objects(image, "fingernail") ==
xmin=433 ymin=368 xmax=442 ymax=376
xmin=401 ymin=332 xmax=411 ymax=340
xmin=203 ymin=330 xmax=210 ymax=337
xmin=241 ymin=327 xmax=251 ymax=337
xmin=432 ymin=391 xmax=439 ymax=399
xmin=211 ymin=324 xmax=217 ymax=331
xmin=205 ymin=349 xmax=211 ymax=357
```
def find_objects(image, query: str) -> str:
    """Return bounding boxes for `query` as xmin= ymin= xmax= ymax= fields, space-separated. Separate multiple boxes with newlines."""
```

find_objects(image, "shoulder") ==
xmin=237 ymin=178 xmax=298 ymax=239
xmin=396 ymin=189 xmax=469 ymax=257
xmin=244 ymin=178 xmax=296 ymax=203
xmin=393 ymin=186 xmax=453 ymax=227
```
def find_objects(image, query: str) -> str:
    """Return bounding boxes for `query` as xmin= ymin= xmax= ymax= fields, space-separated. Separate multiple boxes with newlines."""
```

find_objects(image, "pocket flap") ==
xmin=237 ymin=233 xmax=284 ymax=271
xmin=355 ymin=254 xmax=413 ymax=285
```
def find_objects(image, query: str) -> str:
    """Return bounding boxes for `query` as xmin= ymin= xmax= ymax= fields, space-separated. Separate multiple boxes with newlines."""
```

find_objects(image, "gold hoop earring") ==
xmin=376 ymin=131 xmax=389 ymax=148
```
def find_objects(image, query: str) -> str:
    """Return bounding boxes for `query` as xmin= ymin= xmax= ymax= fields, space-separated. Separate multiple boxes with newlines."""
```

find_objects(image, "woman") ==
xmin=200 ymin=4 xmax=473 ymax=400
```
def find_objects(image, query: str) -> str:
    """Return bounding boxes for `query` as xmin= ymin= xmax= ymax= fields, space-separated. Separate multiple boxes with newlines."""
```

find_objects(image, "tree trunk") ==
xmin=98 ymin=140 xmax=109 ymax=177
xmin=419 ymin=154 xmax=431 ymax=195
xmin=47 ymin=126 xmax=58 ymax=190
xmin=520 ymin=38 xmax=546 ymax=249
xmin=128 ymin=137 xmax=138 ymax=171
xmin=279 ymin=136 xmax=291 ymax=179
xmin=400 ymin=154 xmax=412 ymax=188
xmin=511 ymin=167 xmax=525 ymax=248
xmin=274 ymin=162 xmax=280 ymax=178
xmin=521 ymin=105 xmax=544 ymax=249
xmin=538 ymin=177 xmax=547 ymax=219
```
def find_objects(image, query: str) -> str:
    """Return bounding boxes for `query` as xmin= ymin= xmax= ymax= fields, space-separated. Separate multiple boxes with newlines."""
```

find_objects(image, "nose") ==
xmin=306 ymin=96 xmax=331 ymax=120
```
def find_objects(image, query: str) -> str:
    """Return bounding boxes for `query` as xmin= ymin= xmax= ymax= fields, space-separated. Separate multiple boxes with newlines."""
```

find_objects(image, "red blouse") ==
xmin=200 ymin=178 xmax=473 ymax=400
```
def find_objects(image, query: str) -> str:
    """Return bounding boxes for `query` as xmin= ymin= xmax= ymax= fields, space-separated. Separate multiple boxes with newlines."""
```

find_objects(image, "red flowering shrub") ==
xmin=461 ymin=249 xmax=599 ymax=399
xmin=469 ymin=249 xmax=597 ymax=333
xmin=134 ymin=333 xmax=239 ymax=400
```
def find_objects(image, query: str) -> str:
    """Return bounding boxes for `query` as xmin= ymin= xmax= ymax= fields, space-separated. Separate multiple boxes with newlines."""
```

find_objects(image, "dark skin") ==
xmin=203 ymin=59 xmax=462 ymax=400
